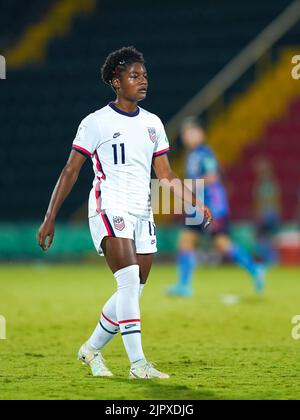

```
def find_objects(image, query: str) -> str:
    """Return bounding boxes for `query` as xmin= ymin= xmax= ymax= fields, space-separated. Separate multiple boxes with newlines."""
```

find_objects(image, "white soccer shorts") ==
xmin=89 ymin=210 xmax=157 ymax=256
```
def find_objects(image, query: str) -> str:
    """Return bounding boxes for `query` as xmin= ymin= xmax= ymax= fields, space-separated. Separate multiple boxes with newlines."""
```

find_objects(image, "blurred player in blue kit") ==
xmin=253 ymin=157 xmax=281 ymax=265
xmin=167 ymin=117 xmax=265 ymax=297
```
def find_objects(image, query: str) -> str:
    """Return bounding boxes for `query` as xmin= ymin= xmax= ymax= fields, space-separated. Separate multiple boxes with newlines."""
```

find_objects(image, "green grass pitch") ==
xmin=0 ymin=263 xmax=300 ymax=400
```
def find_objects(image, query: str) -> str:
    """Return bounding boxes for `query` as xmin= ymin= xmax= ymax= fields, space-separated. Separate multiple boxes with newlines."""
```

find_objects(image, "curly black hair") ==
xmin=101 ymin=46 xmax=145 ymax=87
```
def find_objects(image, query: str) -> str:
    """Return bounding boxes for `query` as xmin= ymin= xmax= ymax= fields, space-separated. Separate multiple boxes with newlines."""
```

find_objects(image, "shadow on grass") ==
xmin=107 ymin=377 xmax=217 ymax=400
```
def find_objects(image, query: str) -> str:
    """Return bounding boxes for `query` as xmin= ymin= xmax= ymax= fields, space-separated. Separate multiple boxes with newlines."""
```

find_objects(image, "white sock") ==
xmin=139 ymin=283 xmax=145 ymax=297
xmin=115 ymin=265 xmax=145 ymax=364
xmin=88 ymin=282 xmax=146 ymax=351
xmin=88 ymin=292 xmax=120 ymax=350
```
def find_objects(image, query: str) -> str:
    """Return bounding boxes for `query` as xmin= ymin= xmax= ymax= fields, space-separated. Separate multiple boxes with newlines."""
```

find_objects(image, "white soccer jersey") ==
xmin=72 ymin=103 xmax=170 ymax=218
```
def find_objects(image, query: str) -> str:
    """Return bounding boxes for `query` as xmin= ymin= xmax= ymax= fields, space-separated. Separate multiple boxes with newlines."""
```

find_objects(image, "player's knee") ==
xmin=114 ymin=264 xmax=140 ymax=290
xmin=214 ymin=235 xmax=231 ymax=253
xmin=179 ymin=230 xmax=197 ymax=251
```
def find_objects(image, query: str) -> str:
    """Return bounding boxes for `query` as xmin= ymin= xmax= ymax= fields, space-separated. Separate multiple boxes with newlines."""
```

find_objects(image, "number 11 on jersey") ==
xmin=112 ymin=143 xmax=125 ymax=164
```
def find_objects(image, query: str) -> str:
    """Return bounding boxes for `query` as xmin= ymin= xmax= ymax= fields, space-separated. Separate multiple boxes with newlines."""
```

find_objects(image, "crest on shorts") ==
xmin=113 ymin=216 xmax=125 ymax=231
xmin=147 ymin=127 xmax=157 ymax=143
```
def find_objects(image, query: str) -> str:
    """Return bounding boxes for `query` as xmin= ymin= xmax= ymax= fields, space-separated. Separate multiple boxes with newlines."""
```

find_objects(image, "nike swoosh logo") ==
xmin=125 ymin=324 xmax=137 ymax=330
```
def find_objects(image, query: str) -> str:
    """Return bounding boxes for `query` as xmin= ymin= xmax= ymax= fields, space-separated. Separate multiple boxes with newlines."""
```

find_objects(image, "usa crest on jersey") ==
xmin=113 ymin=216 xmax=125 ymax=231
xmin=147 ymin=127 xmax=157 ymax=143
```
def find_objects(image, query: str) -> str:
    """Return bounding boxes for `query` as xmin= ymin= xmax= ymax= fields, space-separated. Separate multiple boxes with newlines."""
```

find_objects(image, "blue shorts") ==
xmin=186 ymin=216 xmax=230 ymax=237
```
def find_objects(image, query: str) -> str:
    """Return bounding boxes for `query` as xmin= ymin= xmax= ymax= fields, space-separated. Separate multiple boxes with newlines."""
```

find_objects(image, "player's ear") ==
xmin=112 ymin=77 xmax=121 ymax=90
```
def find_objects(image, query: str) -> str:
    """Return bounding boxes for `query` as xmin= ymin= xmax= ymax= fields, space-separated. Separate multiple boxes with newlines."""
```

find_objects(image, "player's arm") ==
xmin=37 ymin=150 xmax=86 ymax=251
xmin=202 ymin=173 xmax=219 ymax=185
xmin=152 ymin=154 xmax=213 ymax=227
xmin=201 ymin=155 xmax=219 ymax=185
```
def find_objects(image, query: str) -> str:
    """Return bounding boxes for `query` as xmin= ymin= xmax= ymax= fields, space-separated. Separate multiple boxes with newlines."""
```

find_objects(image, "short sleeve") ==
xmin=72 ymin=114 xmax=100 ymax=158
xmin=153 ymin=118 xmax=170 ymax=158
xmin=202 ymin=155 xmax=218 ymax=176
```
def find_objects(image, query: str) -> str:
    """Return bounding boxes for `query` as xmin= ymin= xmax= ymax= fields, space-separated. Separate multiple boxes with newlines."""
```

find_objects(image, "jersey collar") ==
xmin=109 ymin=102 xmax=140 ymax=117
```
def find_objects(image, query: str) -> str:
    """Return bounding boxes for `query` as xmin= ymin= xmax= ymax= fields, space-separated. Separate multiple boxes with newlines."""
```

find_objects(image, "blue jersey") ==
xmin=185 ymin=144 xmax=229 ymax=219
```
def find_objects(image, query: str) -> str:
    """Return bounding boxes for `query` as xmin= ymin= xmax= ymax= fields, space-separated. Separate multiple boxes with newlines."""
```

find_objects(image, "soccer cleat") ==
xmin=253 ymin=264 xmax=266 ymax=294
xmin=166 ymin=283 xmax=192 ymax=298
xmin=78 ymin=342 xmax=113 ymax=377
xmin=129 ymin=359 xmax=170 ymax=379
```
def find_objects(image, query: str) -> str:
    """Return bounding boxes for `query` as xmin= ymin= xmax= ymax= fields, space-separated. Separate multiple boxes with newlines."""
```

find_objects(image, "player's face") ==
xmin=182 ymin=126 xmax=205 ymax=150
xmin=118 ymin=63 xmax=148 ymax=102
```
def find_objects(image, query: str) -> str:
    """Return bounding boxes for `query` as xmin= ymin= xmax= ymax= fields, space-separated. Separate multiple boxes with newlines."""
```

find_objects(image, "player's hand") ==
xmin=195 ymin=203 xmax=213 ymax=228
xmin=203 ymin=205 xmax=213 ymax=229
xmin=37 ymin=218 xmax=55 ymax=251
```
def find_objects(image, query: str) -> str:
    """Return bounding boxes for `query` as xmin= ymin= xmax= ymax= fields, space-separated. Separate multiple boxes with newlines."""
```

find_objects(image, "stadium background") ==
xmin=1 ymin=0 xmax=300 ymax=401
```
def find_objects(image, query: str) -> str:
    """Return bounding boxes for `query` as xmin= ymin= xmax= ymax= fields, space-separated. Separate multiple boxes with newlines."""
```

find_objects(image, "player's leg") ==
xmin=167 ymin=228 xmax=198 ymax=297
xmin=213 ymin=233 xmax=265 ymax=293
xmin=256 ymin=216 xmax=279 ymax=265
xmin=81 ymin=237 xmax=146 ymax=375
xmin=85 ymin=212 xmax=153 ymax=355
xmin=104 ymin=237 xmax=168 ymax=379
xmin=80 ymin=213 xmax=164 ymax=379
xmin=85 ymin=237 xmax=137 ymax=347
xmin=102 ymin=237 xmax=146 ymax=364
xmin=137 ymin=253 xmax=153 ymax=296
xmin=83 ymin=250 xmax=153 ymax=377
xmin=87 ymin=253 xmax=151 ymax=353
xmin=102 ymin=237 xmax=145 ymax=366
xmin=133 ymin=217 xmax=156 ymax=296
xmin=79 ymin=213 xmax=137 ymax=377
xmin=84 ymin=214 xmax=168 ymax=379
xmin=125 ymin=218 xmax=169 ymax=379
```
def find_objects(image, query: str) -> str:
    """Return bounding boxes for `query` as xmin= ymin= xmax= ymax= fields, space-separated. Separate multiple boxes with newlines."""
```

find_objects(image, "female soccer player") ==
xmin=37 ymin=47 xmax=212 ymax=379
xmin=167 ymin=117 xmax=265 ymax=298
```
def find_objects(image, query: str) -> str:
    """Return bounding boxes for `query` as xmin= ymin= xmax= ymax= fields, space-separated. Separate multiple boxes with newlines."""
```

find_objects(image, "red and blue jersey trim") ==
xmin=95 ymin=180 xmax=102 ymax=214
xmin=93 ymin=151 xmax=106 ymax=180
xmin=72 ymin=144 xmax=91 ymax=158
xmin=100 ymin=213 xmax=116 ymax=237
xmin=153 ymin=147 xmax=170 ymax=158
